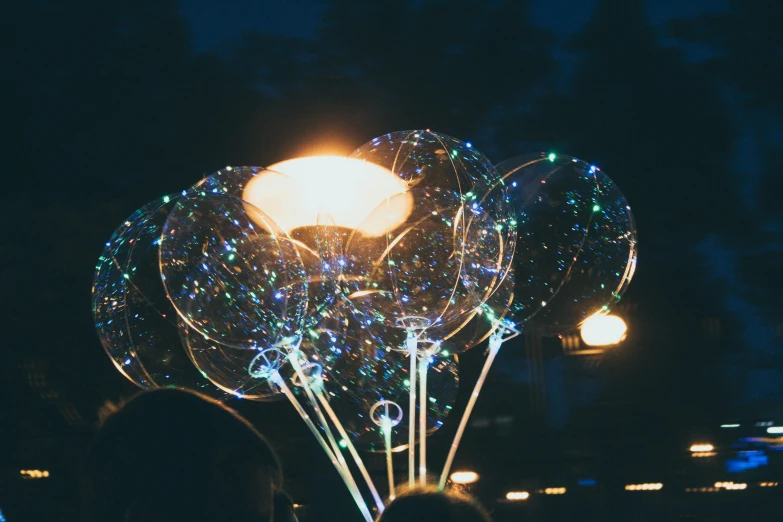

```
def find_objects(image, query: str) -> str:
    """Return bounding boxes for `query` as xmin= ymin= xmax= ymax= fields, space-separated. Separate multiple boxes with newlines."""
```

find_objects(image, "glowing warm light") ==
xmin=543 ymin=487 xmax=566 ymax=495
xmin=505 ymin=491 xmax=530 ymax=501
xmin=243 ymin=156 xmax=412 ymax=235
xmin=580 ymin=314 xmax=627 ymax=346
xmin=766 ymin=426 xmax=783 ymax=434
xmin=19 ymin=469 xmax=50 ymax=479
xmin=759 ymin=482 xmax=779 ymax=487
xmin=625 ymin=483 xmax=663 ymax=491
xmin=715 ymin=482 xmax=747 ymax=490
xmin=691 ymin=451 xmax=716 ymax=458
xmin=690 ymin=444 xmax=714 ymax=452
xmin=450 ymin=471 xmax=479 ymax=484
xmin=686 ymin=487 xmax=718 ymax=493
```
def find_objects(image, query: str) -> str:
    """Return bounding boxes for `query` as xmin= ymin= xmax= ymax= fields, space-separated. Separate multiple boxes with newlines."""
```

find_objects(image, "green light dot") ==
xmin=228 ymin=253 xmax=235 ymax=261
xmin=593 ymin=204 xmax=601 ymax=212
xmin=339 ymin=439 xmax=348 ymax=448
xmin=548 ymin=153 xmax=556 ymax=161
xmin=123 ymin=273 xmax=130 ymax=279
xmin=441 ymin=350 xmax=450 ymax=357
xmin=403 ymin=379 xmax=410 ymax=387
xmin=163 ymin=195 xmax=171 ymax=203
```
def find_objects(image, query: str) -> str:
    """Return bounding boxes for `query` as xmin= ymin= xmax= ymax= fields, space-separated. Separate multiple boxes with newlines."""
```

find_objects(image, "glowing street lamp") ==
xmin=242 ymin=156 xmax=413 ymax=235
xmin=505 ymin=491 xmax=530 ymax=501
xmin=449 ymin=471 xmax=479 ymax=484
xmin=690 ymin=443 xmax=714 ymax=453
xmin=580 ymin=313 xmax=628 ymax=346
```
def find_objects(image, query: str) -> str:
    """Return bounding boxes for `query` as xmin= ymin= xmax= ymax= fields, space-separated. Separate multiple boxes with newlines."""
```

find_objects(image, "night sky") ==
xmin=181 ymin=0 xmax=728 ymax=54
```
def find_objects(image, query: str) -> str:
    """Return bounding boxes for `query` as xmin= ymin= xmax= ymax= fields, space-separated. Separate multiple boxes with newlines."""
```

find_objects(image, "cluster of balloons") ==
xmin=92 ymin=130 xmax=637 ymax=452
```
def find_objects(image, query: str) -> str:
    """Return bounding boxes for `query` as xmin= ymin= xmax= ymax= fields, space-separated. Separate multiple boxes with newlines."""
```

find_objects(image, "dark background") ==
xmin=3 ymin=0 xmax=782 ymax=520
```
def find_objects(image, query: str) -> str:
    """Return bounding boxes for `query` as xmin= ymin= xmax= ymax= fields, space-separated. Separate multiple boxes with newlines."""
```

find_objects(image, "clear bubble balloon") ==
xmin=499 ymin=153 xmax=638 ymax=334
xmin=160 ymin=191 xmax=308 ymax=348
xmin=195 ymin=166 xmax=339 ymax=330
xmin=302 ymin=304 xmax=459 ymax=452
xmin=351 ymin=130 xmax=517 ymax=298
xmin=334 ymin=187 xmax=483 ymax=332
xmin=91 ymin=196 xmax=226 ymax=397
xmin=178 ymin=320 xmax=285 ymax=401
xmin=424 ymin=266 xmax=515 ymax=352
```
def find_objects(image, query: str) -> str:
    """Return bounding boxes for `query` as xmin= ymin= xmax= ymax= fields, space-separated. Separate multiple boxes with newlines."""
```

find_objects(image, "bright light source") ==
xmin=505 ymin=491 xmax=529 ymax=501
xmin=19 ymin=469 xmax=50 ymax=480
xmin=580 ymin=314 xmax=627 ymax=346
xmin=692 ymin=451 xmax=716 ymax=458
xmin=759 ymin=482 xmax=779 ymax=487
xmin=450 ymin=471 xmax=479 ymax=484
xmin=721 ymin=424 xmax=740 ymax=428
xmin=243 ymin=156 xmax=412 ymax=235
xmin=715 ymin=482 xmax=747 ymax=490
xmin=767 ymin=426 xmax=783 ymax=434
xmin=543 ymin=487 xmax=566 ymax=495
xmin=625 ymin=483 xmax=663 ymax=491
xmin=690 ymin=444 xmax=714 ymax=452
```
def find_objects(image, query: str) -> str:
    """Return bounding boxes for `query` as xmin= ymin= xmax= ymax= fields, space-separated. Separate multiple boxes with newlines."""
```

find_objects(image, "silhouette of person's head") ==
xmin=377 ymin=488 xmax=492 ymax=522
xmin=82 ymin=388 xmax=282 ymax=522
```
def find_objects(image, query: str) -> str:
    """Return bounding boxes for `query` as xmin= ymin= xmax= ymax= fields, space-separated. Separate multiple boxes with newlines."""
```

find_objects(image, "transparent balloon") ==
xmin=424 ymin=266 xmax=515 ymax=352
xmin=159 ymin=191 xmax=308 ymax=349
xmin=351 ymin=130 xmax=516 ymax=298
xmin=178 ymin=320 xmax=286 ymax=401
xmin=301 ymin=304 xmax=459 ymax=452
xmin=333 ymin=187 xmax=484 ymax=333
xmin=92 ymin=196 xmax=226 ymax=397
xmin=195 ymin=166 xmax=339 ymax=330
xmin=498 ymin=153 xmax=637 ymax=334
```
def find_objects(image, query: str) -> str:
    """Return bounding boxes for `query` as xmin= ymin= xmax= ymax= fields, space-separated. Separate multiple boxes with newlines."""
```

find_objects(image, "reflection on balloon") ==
xmin=91 ymin=196 xmax=225 ymax=397
xmin=160 ymin=192 xmax=308 ymax=348
xmin=498 ymin=153 xmax=637 ymax=334
xmin=178 ymin=320 xmax=285 ymax=400
xmin=336 ymin=187 xmax=482 ymax=332
xmin=303 ymin=304 xmax=459 ymax=452
xmin=351 ymin=130 xmax=517 ymax=293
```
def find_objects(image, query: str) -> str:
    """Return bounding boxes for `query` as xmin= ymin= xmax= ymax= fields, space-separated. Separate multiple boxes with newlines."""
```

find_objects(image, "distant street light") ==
xmin=690 ymin=443 xmax=714 ymax=452
xmin=767 ymin=426 xmax=783 ymax=434
xmin=580 ymin=314 xmax=627 ymax=346
xmin=505 ymin=491 xmax=530 ymax=501
xmin=450 ymin=471 xmax=479 ymax=484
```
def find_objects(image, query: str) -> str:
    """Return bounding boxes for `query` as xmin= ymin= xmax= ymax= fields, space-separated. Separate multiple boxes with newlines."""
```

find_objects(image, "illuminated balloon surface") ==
xmin=335 ymin=187 xmax=486 ymax=331
xmin=351 ymin=130 xmax=516 ymax=295
xmin=302 ymin=304 xmax=459 ymax=452
xmin=498 ymin=153 xmax=637 ymax=334
xmin=159 ymin=192 xmax=307 ymax=348
xmin=92 ymin=196 xmax=225 ymax=396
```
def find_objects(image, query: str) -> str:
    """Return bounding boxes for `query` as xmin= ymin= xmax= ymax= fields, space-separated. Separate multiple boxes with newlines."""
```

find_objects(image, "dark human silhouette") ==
xmin=377 ymin=488 xmax=492 ymax=522
xmin=82 ymin=388 xmax=284 ymax=522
